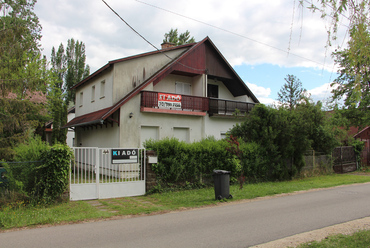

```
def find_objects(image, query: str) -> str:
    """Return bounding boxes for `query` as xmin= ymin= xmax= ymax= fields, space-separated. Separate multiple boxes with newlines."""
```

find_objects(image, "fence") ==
xmin=70 ymin=147 xmax=146 ymax=201
xmin=332 ymin=146 xmax=357 ymax=173
xmin=301 ymin=150 xmax=333 ymax=174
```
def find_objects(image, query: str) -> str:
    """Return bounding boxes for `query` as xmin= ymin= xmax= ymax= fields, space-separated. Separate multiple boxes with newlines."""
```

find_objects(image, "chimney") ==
xmin=161 ymin=42 xmax=176 ymax=49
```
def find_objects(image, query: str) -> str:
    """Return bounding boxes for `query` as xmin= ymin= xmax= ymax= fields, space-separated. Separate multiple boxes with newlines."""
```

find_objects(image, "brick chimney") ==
xmin=161 ymin=42 xmax=176 ymax=49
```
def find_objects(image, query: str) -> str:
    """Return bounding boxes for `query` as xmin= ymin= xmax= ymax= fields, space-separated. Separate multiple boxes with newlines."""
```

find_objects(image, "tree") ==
xmin=301 ymin=1 xmax=370 ymax=126
xmin=163 ymin=28 xmax=195 ymax=46
xmin=48 ymin=38 xmax=90 ymax=144
xmin=331 ymin=24 xmax=370 ymax=127
xmin=0 ymin=0 xmax=44 ymax=97
xmin=0 ymin=0 xmax=50 ymax=160
xmin=277 ymin=74 xmax=306 ymax=110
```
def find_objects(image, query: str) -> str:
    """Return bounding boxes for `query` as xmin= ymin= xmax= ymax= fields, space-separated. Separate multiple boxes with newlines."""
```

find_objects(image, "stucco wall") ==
xmin=76 ymin=124 xmax=119 ymax=148
xmin=75 ymin=68 xmax=114 ymax=116
xmin=112 ymin=49 xmax=187 ymax=103
xmin=203 ymin=115 xmax=243 ymax=139
xmin=119 ymin=94 xmax=204 ymax=147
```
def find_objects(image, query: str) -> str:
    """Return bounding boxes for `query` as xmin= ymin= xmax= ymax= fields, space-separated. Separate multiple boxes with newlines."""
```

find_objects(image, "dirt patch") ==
xmin=251 ymin=217 xmax=370 ymax=248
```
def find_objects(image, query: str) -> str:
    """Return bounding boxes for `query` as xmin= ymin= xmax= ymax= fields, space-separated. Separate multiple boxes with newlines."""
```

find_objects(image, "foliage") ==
xmin=331 ymin=24 xmax=370 ymax=127
xmin=277 ymin=74 xmax=306 ymax=110
xmin=348 ymin=138 xmax=365 ymax=166
xmin=295 ymin=99 xmax=340 ymax=154
xmin=0 ymin=0 xmax=45 ymax=97
xmin=48 ymin=38 xmax=90 ymax=144
xmin=163 ymin=28 xmax=195 ymax=45
xmin=35 ymin=144 xmax=73 ymax=204
xmin=302 ymin=0 xmax=370 ymax=127
xmin=144 ymin=137 xmax=239 ymax=185
xmin=3 ymin=134 xmax=72 ymax=204
xmin=0 ymin=96 xmax=49 ymax=161
xmin=230 ymin=103 xmax=339 ymax=181
xmin=0 ymin=0 xmax=53 ymax=154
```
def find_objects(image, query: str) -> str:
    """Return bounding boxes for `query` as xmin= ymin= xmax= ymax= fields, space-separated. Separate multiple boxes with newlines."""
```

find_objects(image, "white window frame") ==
xmin=175 ymin=82 xmax=191 ymax=95
xmin=91 ymin=85 xmax=95 ymax=102
xmin=100 ymin=80 xmax=105 ymax=99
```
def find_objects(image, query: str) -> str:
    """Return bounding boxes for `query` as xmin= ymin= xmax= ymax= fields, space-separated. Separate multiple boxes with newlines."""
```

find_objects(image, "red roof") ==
xmin=354 ymin=126 xmax=370 ymax=140
xmin=63 ymin=107 xmax=112 ymax=128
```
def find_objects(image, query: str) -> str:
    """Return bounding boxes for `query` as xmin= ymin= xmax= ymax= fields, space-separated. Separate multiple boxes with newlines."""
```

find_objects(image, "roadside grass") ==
xmin=296 ymin=229 xmax=370 ymax=247
xmin=1 ymin=173 xmax=370 ymax=230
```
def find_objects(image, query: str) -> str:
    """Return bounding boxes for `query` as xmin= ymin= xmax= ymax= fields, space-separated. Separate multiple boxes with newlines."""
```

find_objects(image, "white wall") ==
xmin=75 ymin=69 xmax=114 ymax=116
xmin=203 ymin=115 xmax=244 ymax=140
xmin=113 ymin=48 xmax=188 ymax=103
xmin=76 ymin=125 xmax=120 ymax=148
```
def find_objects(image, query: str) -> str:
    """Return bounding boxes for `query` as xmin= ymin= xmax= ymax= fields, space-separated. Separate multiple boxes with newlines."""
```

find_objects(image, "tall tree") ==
xmin=48 ymin=38 xmax=90 ymax=144
xmin=277 ymin=74 xmax=306 ymax=110
xmin=163 ymin=28 xmax=195 ymax=46
xmin=301 ymin=0 xmax=370 ymax=126
xmin=0 ymin=0 xmax=51 ymax=160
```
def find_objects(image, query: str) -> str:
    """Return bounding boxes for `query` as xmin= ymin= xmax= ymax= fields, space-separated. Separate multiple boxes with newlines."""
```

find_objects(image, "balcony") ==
xmin=140 ymin=91 xmax=256 ymax=117
xmin=209 ymin=98 xmax=256 ymax=117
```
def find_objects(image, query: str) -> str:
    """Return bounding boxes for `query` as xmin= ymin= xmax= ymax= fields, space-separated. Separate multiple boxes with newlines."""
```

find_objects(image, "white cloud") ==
xmin=33 ymin=0 xmax=350 ymax=104
xmin=246 ymin=82 xmax=271 ymax=98
xmin=307 ymin=83 xmax=335 ymax=102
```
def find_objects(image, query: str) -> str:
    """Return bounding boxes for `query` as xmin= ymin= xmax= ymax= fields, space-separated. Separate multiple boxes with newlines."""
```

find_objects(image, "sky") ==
xmin=33 ymin=0 xmax=351 ymax=106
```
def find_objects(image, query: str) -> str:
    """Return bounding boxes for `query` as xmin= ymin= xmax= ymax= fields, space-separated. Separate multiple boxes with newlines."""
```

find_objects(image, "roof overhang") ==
xmin=63 ymin=107 xmax=112 ymax=129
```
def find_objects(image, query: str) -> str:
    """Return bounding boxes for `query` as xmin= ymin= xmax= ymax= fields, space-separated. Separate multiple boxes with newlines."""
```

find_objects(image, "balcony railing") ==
xmin=208 ymin=98 xmax=256 ymax=116
xmin=141 ymin=91 xmax=209 ymax=112
xmin=140 ymin=91 xmax=256 ymax=116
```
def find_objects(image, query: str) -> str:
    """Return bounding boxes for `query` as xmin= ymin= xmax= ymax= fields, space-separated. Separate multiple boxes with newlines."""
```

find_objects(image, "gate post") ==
xmin=96 ymin=148 xmax=100 ymax=199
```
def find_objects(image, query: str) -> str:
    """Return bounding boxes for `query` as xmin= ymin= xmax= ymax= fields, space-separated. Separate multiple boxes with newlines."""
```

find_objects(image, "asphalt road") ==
xmin=1 ymin=183 xmax=370 ymax=248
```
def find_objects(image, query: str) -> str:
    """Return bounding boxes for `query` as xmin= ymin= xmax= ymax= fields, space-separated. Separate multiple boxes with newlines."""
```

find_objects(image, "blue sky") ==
xmin=235 ymin=64 xmax=337 ymax=105
xmin=34 ymin=0 xmax=350 ymax=106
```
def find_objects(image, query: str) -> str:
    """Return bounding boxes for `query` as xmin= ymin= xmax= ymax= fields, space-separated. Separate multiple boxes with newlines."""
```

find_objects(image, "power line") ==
xmin=102 ymin=0 xmax=204 ymax=72
xmin=134 ymin=0 xmax=332 ymax=68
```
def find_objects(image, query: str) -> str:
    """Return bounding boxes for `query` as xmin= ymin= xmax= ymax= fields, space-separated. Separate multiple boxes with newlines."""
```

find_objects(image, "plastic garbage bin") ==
xmin=213 ymin=170 xmax=232 ymax=200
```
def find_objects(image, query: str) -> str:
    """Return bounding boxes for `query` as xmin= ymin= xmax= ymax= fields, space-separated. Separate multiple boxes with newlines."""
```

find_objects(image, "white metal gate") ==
xmin=70 ymin=147 xmax=146 ymax=201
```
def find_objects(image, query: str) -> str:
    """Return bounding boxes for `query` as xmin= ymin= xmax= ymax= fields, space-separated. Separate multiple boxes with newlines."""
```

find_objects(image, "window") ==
xmin=100 ymin=80 xmax=105 ymax=98
xmin=91 ymin=85 xmax=95 ymax=102
xmin=175 ymin=82 xmax=191 ymax=95
xmin=207 ymin=84 xmax=218 ymax=98
xmin=173 ymin=127 xmax=189 ymax=143
xmin=79 ymin=92 xmax=83 ymax=107
xmin=220 ymin=131 xmax=227 ymax=139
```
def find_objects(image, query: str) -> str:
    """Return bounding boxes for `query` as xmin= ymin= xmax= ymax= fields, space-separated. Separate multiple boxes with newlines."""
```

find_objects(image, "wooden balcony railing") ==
xmin=140 ymin=91 xmax=256 ymax=116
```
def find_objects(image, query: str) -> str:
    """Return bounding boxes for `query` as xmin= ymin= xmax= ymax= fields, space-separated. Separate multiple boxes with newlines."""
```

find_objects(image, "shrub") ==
xmin=144 ymin=137 xmax=237 ymax=186
xmin=3 ymin=134 xmax=73 ymax=205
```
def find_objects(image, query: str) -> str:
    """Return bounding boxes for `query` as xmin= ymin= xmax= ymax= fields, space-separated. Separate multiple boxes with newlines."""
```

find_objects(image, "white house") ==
xmin=64 ymin=37 xmax=259 ymax=148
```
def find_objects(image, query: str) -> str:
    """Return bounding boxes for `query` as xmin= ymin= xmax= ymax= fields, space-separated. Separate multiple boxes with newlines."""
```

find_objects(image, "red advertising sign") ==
xmin=158 ymin=93 xmax=182 ymax=109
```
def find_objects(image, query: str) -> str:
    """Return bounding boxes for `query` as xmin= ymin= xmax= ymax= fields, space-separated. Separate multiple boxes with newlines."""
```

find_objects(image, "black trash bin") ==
xmin=213 ymin=170 xmax=232 ymax=200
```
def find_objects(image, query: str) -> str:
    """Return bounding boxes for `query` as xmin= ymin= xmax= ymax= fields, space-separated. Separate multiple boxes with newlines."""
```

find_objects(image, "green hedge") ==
xmin=3 ymin=135 xmax=73 ymax=205
xmin=144 ymin=137 xmax=239 ymax=184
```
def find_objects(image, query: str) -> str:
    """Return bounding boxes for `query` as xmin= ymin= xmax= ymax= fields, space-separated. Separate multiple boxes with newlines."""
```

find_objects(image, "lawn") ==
xmin=1 ymin=173 xmax=370 ymax=230
xmin=296 ymin=229 xmax=370 ymax=247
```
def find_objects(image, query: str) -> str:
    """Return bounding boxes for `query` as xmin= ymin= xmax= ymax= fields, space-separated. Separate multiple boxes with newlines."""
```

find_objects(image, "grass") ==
xmin=1 ymin=173 xmax=370 ymax=230
xmin=296 ymin=229 xmax=370 ymax=247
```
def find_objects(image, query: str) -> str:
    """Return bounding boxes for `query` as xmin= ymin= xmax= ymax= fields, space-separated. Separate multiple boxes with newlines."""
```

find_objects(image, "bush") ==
xmin=144 ymin=137 xmax=238 ymax=186
xmin=3 ymin=134 xmax=73 ymax=205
